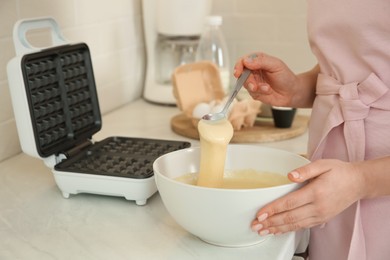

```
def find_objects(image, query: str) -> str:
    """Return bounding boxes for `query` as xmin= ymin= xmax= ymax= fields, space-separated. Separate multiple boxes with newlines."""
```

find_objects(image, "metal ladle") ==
xmin=202 ymin=68 xmax=252 ymax=121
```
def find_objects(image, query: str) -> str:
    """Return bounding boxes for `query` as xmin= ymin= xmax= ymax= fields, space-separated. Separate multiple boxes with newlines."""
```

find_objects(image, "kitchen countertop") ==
xmin=0 ymin=99 xmax=310 ymax=260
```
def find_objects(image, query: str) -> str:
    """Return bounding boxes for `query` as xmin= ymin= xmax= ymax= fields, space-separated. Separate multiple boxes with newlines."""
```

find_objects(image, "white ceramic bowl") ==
xmin=153 ymin=144 xmax=309 ymax=247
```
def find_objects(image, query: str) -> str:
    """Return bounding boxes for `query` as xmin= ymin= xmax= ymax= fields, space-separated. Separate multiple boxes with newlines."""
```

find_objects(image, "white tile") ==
xmin=74 ymin=0 xmax=139 ymax=26
xmin=24 ymin=28 xmax=54 ymax=50
xmin=0 ymin=119 xmax=21 ymax=162
xmin=96 ymin=17 xmax=141 ymax=54
xmin=0 ymin=0 xmax=17 ymax=38
xmin=276 ymin=15 xmax=308 ymax=43
xmin=98 ymin=76 xmax=143 ymax=115
xmin=62 ymin=25 xmax=102 ymax=55
xmin=93 ymin=47 xmax=145 ymax=113
xmin=236 ymin=41 xmax=316 ymax=73
xmin=0 ymin=38 xmax=16 ymax=82
xmin=223 ymin=14 xmax=277 ymax=42
xmin=18 ymin=0 xmax=76 ymax=28
xmin=235 ymin=0 xmax=306 ymax=15
xmin=0 ymin=80 xmax=14 ymax=122
xmin=211 ymin=0 xmax=237 ymax=14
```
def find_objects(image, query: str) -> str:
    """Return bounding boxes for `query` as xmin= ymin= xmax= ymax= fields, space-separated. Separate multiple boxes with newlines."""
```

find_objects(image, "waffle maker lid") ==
xmin=21 ymin=42 xmax=101 ymax=157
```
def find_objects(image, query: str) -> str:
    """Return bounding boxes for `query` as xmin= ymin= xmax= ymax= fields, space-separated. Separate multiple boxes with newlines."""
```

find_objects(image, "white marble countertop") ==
xmin=0 ymin=99 xmax=310 ymax=260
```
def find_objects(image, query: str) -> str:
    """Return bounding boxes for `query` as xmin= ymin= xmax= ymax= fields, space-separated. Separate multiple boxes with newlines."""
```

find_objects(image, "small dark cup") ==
xmin=271 ymin=107 xmax=297 ymax=128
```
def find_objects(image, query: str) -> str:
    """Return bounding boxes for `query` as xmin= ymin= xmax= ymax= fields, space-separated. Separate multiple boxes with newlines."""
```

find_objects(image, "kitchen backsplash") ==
xmin=0 ymin=0 xmax=315 ymax=162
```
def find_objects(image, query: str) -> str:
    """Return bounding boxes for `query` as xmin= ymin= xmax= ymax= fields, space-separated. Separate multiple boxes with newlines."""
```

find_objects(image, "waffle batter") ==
xmin=196 ymin=118 xmax=233 ymax=188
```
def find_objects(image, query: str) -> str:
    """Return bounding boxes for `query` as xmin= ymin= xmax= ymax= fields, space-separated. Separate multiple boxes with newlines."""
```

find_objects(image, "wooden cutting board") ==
xmin=171 ymin=113 xmax=309 ymax=143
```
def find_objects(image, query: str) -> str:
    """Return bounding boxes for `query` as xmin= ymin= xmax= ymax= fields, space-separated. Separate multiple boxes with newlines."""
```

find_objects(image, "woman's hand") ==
xmin=234 ymin=52 xmax=318 ymax=108
xmin=251 ymin=159 xmax=366 ymax=235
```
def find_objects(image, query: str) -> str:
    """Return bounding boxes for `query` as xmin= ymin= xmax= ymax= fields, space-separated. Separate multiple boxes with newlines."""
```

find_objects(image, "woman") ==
xmin=233 ymin=1 xmax=390 ymax=259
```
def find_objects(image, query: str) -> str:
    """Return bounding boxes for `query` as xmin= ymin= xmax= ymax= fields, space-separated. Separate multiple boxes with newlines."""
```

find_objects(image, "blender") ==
xmin=142 ymin=0 xmax=212 ymax=105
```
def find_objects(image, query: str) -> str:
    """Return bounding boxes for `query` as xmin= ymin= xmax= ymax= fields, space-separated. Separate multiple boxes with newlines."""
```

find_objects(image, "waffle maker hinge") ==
xmin=62 ymin=139 xmax=94 ymax=158
xmin=43 ymin=139 xmax=93 ymax=169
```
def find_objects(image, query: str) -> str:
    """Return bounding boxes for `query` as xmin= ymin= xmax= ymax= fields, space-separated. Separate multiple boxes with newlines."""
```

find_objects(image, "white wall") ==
xmin=212 ymin=0 xmax=315 ymax=75
xmin=0 ymin=0 xmax=315 ymax=162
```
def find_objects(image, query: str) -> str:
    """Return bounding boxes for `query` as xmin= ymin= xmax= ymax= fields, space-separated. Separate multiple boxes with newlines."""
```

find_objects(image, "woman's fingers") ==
xmin=245 ymin=71 xmax=271 ymax=93
xmin=233 ymin=57 xmax=245 ymax=78
xmin=243 ymin=52 xmax=284 ymax=73
xmin=234 ymin=52 xmax=266 ymax=78
xmin=252 ymin=204 xmax=323 ymax=235
xmin=289 ymin=160 xmax=332 ymax=182
xmin=257 ymin=184 xmax=314 ymax=219
xmin=250 ymin=181 xmax=321 ymax=235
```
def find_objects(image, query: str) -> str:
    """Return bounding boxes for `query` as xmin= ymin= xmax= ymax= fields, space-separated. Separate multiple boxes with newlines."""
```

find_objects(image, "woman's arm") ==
xmin=293 ymin=64 xmax=320 ymax=108
xmin=358 ymin=156 xmax=390 ymax=198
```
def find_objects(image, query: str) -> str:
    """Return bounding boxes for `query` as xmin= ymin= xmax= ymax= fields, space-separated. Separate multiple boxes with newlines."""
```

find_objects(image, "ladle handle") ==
xmin=221 ymin=68 xmax=251 ymax=115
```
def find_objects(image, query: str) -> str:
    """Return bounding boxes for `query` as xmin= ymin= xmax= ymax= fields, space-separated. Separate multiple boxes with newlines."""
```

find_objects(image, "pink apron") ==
xmin=307 ymin=0 xmax=390 ymax=259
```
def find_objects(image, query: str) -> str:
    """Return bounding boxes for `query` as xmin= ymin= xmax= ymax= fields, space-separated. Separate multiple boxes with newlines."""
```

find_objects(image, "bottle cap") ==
xmin=206 ymin=16 xmax=223 ymax=26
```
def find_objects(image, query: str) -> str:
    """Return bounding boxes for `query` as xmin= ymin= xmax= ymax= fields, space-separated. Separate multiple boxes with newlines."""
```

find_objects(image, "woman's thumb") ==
xmin=288 ymin=160 xmax=328 ymax=182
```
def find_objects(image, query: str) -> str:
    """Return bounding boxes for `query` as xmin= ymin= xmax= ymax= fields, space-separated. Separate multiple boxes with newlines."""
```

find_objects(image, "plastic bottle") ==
xmin=196 ymin=16 xmax=230 ymax=93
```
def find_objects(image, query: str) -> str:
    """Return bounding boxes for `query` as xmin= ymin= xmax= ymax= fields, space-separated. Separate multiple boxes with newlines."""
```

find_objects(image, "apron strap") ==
xmin=311 ymin=73 xmax=389 ymax=162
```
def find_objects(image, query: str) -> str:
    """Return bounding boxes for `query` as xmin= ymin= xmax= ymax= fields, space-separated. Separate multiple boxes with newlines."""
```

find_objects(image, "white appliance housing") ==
xmin=142 ymin=0 xmax=212 ymax=104
xmin=7 ymin=17 xmax=190 ymax=206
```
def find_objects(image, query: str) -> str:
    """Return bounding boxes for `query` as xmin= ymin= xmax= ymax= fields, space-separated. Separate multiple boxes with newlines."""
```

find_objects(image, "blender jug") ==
xmin=155 ymin=35 xmax=199 ymax=85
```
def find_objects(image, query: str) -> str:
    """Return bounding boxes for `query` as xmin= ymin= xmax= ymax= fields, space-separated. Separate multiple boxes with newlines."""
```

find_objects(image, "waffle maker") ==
xmin=7 ymin=17 xmax=190 ymax=205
